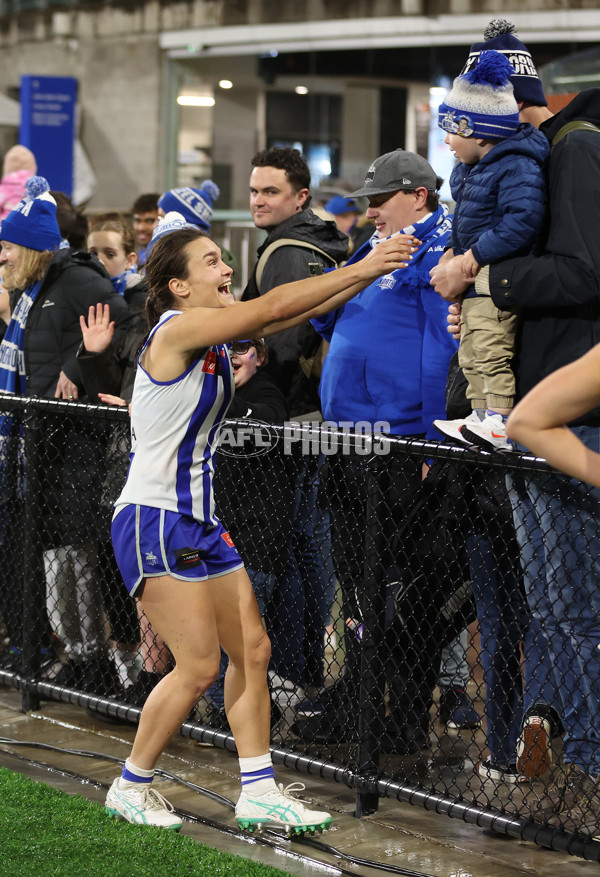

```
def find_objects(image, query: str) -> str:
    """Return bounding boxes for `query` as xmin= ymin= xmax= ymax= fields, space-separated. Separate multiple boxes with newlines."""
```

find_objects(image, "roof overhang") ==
xmin=160 ymin=11 xmax=600 ymax=58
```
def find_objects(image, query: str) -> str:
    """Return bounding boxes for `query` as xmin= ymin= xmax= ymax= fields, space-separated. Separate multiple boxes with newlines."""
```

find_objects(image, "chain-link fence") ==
xmin=1 ymin=395 xmax=599 ymax=862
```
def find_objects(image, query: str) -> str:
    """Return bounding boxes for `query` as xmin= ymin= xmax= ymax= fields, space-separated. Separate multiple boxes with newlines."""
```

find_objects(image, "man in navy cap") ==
xmin=324 ymin=194 xmax=374 ymax=253
xmin=324 ymin=195 xmax=360 ymax=235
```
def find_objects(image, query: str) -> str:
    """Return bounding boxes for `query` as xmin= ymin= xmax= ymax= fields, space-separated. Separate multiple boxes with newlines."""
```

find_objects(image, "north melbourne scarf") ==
xmin=0 ymin=280 xmax=42 ymax=395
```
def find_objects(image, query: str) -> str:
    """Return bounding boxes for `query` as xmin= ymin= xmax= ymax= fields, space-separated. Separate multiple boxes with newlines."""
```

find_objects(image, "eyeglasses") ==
xmin=231 ymin=340 xmax=254 ymax=355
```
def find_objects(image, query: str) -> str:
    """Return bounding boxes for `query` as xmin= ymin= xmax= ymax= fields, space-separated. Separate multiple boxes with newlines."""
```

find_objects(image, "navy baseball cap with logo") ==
xmin=349 ymin=149 xmax=440 ymax=199
xmin=460 ymin=19 xmax=547 ymax=107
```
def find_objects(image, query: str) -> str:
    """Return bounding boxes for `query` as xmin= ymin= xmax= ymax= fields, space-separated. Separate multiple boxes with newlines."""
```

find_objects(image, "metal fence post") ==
xmin=21 ymin=404 xmax=45 ymax=712
xmin=355 ymin=453 xmax=386 ymax=817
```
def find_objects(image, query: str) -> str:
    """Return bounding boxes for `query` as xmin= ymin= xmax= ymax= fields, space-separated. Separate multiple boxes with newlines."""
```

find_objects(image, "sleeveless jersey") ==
xmin=114 ymin=310 xmax=234 ymax=524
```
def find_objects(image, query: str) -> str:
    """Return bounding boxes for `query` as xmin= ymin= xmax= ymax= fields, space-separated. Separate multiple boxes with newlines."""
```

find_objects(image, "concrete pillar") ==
xmin=212 ymin=88 xmax=260 ymax=209
xmin=340 ymin=85 xmax=380 ymax=187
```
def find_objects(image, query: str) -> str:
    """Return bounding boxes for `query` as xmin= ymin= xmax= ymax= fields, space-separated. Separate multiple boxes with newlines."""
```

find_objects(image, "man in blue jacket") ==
xmin=314 ymin=149 xmax=453 ymax=440
xmin=295 ymin=149 xmax=464 ymax=751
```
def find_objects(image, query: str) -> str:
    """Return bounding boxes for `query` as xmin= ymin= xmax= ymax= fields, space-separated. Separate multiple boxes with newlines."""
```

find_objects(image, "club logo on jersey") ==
xmin=202 ymin=350 xmax=218 ymax=374
xmin=221 ymin=531 xmax=235 ymax=548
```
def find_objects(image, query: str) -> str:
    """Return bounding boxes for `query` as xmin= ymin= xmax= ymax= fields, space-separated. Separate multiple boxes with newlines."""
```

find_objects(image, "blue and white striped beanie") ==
xmin=158 ymin=180 xmax=219 ymax=231
xmin=146 ymin=211 xmax=198 ymax=257
xmin=439 ymin=51 xmax=519 ymax=141
xmin=0 ymin=176 xmax=61 ymax=251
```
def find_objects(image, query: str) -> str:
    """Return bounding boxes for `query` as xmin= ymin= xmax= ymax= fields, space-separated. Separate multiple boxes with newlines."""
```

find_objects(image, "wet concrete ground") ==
xmin=1 ymin=685 xmax=599 ymax=877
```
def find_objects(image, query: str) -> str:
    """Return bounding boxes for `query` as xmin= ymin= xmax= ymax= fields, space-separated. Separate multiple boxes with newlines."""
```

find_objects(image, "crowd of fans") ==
xmin=0 ymin=16 xmax=599 ymax=839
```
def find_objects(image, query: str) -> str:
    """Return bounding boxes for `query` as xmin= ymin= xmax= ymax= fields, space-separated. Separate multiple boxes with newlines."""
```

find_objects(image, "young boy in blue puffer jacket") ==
xmin=433 ymin=50 xmax=549 ymax=450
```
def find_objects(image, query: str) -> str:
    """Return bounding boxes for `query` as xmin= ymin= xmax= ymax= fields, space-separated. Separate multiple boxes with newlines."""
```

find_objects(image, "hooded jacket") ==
xmin=311 ymin=205 xmax=455 ymax=439
xmin=488 ymin=88 xmax=600 ymax=419
xmin=450 ymin=122 xmax=549 ymax=266
xmin=242 ymin=208 xmax=349 ymax=414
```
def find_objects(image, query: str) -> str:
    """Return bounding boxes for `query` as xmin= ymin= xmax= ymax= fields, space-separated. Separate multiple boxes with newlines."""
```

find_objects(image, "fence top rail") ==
xmin=214 ymin=415 xmax=555 ymax=474
xmin=0 ymin=394 xmax=129 ymax=422
xmin=0 ymin=395 xmax=556 ymax=475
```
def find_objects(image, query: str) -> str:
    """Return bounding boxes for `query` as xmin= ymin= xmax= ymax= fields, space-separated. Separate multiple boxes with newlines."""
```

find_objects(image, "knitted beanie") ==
xmin=461 ymin=19 xmax=547 ymax=107
xmin=439 ymin=51 xmax=519 ymax=141
xmin=146 ymin=211 xmax=198 ymax=257
xmin=0 ymin=176 xmax=61 ymax=251
xmin=158 ymin=179 xmax=219 ymax=231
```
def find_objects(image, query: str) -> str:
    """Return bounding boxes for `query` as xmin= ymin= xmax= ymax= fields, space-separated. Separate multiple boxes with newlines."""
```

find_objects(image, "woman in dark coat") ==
xmin=0 ymin=177 xmax=129 ymax=689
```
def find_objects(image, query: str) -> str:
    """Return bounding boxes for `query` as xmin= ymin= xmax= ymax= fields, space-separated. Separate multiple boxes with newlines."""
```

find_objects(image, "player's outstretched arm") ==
xmin=507 ymin=343 xmax=600 ymax=487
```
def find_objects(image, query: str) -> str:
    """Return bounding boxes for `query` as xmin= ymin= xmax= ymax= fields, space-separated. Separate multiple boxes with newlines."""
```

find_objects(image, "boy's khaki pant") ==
xmin=459 ymin=293 xmax=518 ymax=410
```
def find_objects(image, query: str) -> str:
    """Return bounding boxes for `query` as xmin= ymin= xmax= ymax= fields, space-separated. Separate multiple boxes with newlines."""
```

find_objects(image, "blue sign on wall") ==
xmin=20 ymin=76 xmax=77 ymax=197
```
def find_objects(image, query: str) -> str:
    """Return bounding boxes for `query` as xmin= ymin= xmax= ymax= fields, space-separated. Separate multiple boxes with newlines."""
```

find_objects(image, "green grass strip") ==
xmin=0 ymin=767 xmax=289 ymax=877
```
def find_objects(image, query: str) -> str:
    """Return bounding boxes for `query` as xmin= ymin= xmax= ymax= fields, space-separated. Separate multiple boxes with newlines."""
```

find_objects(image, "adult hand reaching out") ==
xmin=430 ymin=255 xmax=471 ymax=302
xmin=80 ymin=303 xmax=115 ymax=354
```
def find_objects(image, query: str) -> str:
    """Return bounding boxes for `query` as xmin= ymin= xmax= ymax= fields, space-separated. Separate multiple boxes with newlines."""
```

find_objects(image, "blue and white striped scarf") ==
xmin=0 ymin=280 xmax=42 ymax=396
xmin=111 ymin=266 xmax=137 ymax=296
xmin=361 ymin=204 xmax=452 ymax=290
xmin=0 ymin=280 xmax=41 ymax=502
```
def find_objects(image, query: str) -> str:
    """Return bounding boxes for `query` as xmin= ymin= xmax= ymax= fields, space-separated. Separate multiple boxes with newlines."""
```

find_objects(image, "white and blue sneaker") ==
xmin=433 ymin=411 xmax=481 ymax=445
xmin=105 ymin=778 xmax=183 ymax=830
xmin=235 ymin=782 xmax=332 ymax=835
xmin=460 ymin=412 xmax=512 ymax=451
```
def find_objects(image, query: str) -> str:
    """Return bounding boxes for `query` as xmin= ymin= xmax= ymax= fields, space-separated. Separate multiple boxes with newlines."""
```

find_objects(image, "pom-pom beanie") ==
xmin=0 ymin=175 xmax=62 ymax=251
xmin=460 ymin=19 xmax=547 ymax=107
xmin=158 ymin=180 xmax=219 ymax=231
xmin=439 ymin=51 xmax=519 ymax=140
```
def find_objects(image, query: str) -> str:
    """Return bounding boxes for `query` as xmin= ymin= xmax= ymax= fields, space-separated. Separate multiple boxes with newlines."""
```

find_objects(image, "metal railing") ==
xmin=1 ymin=395 xmax=599 ymax=862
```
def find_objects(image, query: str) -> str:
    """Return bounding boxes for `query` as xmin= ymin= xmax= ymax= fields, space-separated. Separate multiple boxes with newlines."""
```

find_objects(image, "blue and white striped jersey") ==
xmin=114 ymin=310 xmax=234 ymax=523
